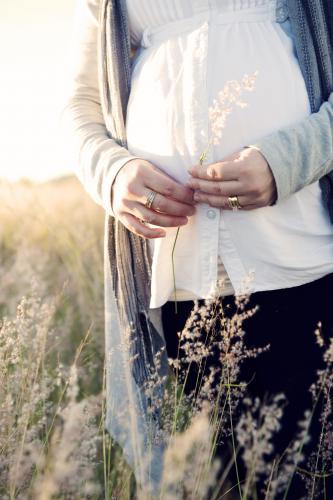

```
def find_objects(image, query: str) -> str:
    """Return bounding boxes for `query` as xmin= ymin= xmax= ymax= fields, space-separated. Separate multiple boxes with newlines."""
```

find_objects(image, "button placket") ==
xmin=191 ymin=0 xmax=219 ymax=295
xmin=198 ymin=202 xmax=219 ymax=291
xmin=218 ymin=212 xmax=249 ymax=293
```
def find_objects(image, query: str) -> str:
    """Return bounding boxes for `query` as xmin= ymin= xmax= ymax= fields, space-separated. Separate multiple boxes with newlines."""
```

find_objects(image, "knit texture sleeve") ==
xmin=248 ymin=92 xmax=333 ymax=203
xmin=59 ymin=0 xmax=141 ymax=217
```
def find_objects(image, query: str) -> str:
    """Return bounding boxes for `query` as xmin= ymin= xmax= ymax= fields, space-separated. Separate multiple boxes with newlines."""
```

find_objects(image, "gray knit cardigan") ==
xmin=85 ymin=0 xmax=333 ymax=494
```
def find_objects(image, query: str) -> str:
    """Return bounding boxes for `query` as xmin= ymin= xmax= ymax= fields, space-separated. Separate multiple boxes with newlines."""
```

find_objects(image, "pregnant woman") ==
xmin=61 ymin=0 xmax=333 ymax=497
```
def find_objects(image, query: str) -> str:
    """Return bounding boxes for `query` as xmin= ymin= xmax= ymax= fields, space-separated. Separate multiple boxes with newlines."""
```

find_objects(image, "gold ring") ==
xmin=228 ymin=196 xmax=242 ymax=210
xmin=145 ymin=189 xmax=157 ymax=209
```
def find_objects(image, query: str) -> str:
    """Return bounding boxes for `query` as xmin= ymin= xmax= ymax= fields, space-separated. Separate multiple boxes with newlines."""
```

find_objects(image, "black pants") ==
xmin=161 ymin=272 xmax=333 ymax=499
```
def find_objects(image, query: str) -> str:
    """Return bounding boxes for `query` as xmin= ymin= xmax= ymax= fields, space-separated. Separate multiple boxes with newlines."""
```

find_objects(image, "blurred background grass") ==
xmin=0 ymin=176 xmax=105 ymax=383
xmin=0 ymin=176 xmax=139 ymax=498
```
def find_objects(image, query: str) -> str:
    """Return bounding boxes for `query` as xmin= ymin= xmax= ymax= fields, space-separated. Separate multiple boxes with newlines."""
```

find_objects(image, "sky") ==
xmin=0 ymin=0 xmax=77 ymax=182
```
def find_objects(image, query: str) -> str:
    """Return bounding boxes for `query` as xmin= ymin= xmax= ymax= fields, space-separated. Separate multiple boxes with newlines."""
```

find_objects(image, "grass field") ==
xmin=0 ymin=176 xmax=123 ymax=499
xmin=0 ymin=176 xmax=332 ymax=499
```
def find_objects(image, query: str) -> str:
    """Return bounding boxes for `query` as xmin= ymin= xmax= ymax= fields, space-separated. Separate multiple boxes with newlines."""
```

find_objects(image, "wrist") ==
xmin=244 ymin=144 xmax=278 ymax=207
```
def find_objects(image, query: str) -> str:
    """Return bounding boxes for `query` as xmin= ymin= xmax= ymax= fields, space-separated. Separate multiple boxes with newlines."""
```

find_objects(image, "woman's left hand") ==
xmin=186 ymin=147 xmax=277 ymax=210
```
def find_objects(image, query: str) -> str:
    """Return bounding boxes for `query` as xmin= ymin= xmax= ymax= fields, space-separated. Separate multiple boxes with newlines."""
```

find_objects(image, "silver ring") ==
xmin=145 ymin=189 xmax=157 ymax=209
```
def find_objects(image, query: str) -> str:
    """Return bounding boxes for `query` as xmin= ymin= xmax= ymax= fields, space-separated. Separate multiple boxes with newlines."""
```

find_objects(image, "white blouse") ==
xmin=124 ymin=0 xmax=333 ymax=309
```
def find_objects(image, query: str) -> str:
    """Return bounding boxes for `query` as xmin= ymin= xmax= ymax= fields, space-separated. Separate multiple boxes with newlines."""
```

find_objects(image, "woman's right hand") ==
xmin=111 ymin=159 xmax=197 ymax=239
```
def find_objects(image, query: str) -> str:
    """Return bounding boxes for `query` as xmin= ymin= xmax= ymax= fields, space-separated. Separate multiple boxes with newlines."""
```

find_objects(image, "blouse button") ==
xmin=207 ymin=209 xmax=217 ymax=220
xmin=275 ymin=1 xmax=289 ymax=23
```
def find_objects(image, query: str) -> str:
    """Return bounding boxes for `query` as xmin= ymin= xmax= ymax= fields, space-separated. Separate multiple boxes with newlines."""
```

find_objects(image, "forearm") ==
xmin=59 ymin=0 xmax=139 ymax=217
xmin=249 ymin=92 xmax=333 ymax=202
xmin=60 ymin=95 xmax=140 ymax=217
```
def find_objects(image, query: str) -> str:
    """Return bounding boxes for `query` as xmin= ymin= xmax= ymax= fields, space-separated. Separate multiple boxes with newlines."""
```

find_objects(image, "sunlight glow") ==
xmin=0 ymin=0 xmax=77 ymax=182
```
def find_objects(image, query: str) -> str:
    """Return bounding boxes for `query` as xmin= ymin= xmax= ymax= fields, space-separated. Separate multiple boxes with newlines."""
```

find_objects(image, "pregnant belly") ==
xmin=126 ymin=18 xmax=311 ymax=184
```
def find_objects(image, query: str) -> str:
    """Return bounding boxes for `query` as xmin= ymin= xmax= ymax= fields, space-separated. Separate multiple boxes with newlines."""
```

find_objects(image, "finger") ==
xmin=186 ymin=179 xmax=244 ymax=196
xmin=188 ymin=160 xmax=239 ymax=181
xmin=121 ymin=212 xmax=166 ymax=239
xmin=193 ymin=192 xmax=251 ymax=209
xmin=129 ymin=202 xmax=190 ymax=228
xmin=138 ymin=190 xmax=197 ymax=217
xmin=146 ymin=169 xmax=196 ymax=205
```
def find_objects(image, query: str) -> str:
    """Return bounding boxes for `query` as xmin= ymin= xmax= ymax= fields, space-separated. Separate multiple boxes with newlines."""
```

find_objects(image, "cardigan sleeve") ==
xmin=248 ymin=92 xmax=333 ymax=203
xmin=59 ymin=0 xmax=141 ymax=217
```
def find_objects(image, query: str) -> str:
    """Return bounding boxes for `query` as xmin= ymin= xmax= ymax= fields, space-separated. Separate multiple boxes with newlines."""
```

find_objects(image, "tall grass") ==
xmin=0 ymin=177 xmax=332 ymax=499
